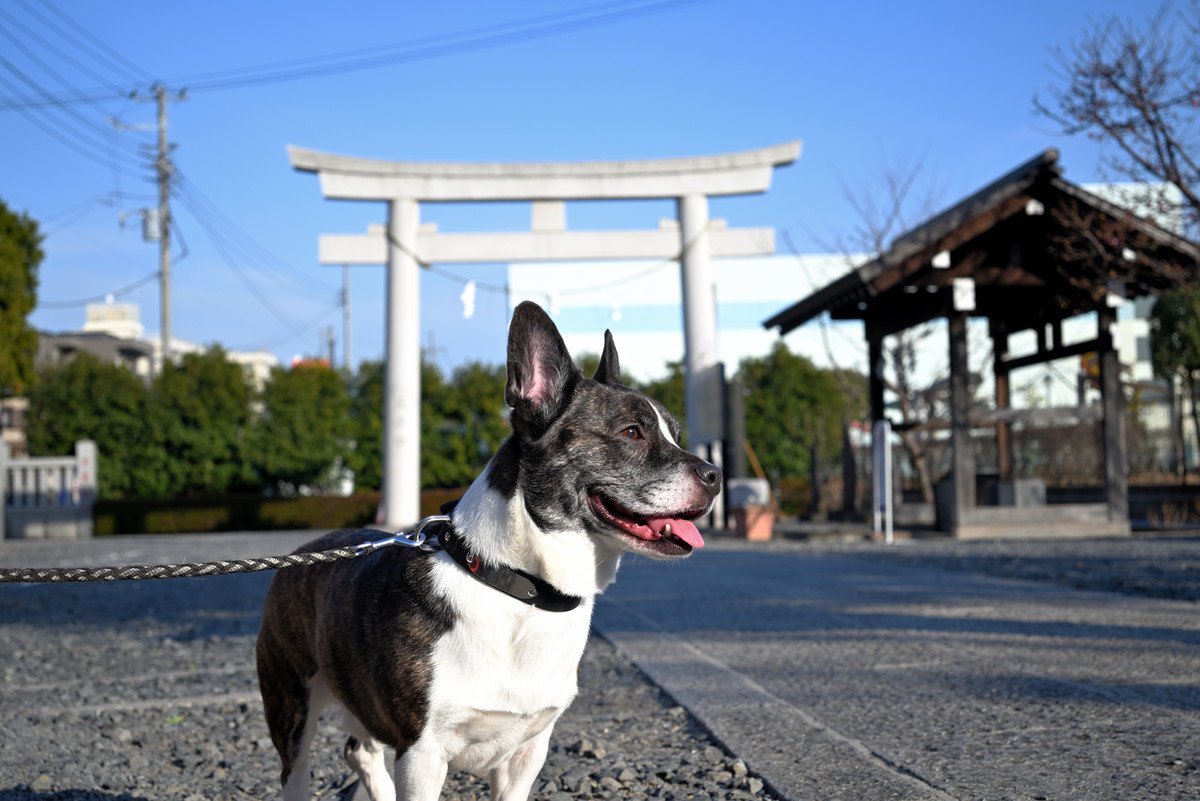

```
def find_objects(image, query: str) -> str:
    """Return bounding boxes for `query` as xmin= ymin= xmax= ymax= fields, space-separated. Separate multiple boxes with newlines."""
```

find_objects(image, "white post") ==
xmin=677 ymin=194 xmax=721 ymax=453
xmin=342 ymin=263 xmax=352 ymax=369
xmin=872 ymin=419 xmax=893 ymax=545
xmin=884 ymin=434 xmax=893 ymax=546
xmin=678 ymin=193 xmax=725 ymax=529
xmin=75 ymin=440 xmax=97 ymax=538
xmin=0 ymin=442 xmax=7 ymax=540
xmin=386 ymin=198 xmax=422 ymax=528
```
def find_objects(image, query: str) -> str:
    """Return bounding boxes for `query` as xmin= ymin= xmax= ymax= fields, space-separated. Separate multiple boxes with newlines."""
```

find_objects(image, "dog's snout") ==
xmin=694 ymin=461 xmax=722 ymax=491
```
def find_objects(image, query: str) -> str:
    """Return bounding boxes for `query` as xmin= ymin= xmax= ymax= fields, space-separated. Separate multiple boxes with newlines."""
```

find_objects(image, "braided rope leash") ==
xmin=0 ymin=516 xmax=448 ymax=584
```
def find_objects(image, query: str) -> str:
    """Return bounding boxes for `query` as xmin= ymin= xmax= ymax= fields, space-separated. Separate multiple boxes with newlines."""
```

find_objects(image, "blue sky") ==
xmin=0 ymin=0 xmax=1157 ymax=373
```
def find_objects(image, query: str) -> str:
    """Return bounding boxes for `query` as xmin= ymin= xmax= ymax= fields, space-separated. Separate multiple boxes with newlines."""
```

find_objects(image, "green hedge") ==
xmin=94 ymin=488 xmax=468 ymax=536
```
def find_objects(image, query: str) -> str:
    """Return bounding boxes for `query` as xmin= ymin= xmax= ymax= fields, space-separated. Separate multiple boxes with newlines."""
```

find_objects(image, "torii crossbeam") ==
xmin=290 ymin=142 xmax=800 ymax=528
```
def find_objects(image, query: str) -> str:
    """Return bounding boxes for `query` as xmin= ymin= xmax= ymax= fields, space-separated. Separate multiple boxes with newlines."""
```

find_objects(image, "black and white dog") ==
xmin=256 ymin=301 xmax=721 ymax=801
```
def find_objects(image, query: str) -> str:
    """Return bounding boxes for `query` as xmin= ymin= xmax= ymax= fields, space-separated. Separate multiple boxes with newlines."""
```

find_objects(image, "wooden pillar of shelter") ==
xmin=948 ymin=311 xmax=975 ymax=529
xmin=867 ymin=322 xmax=886 ymax=426
xmin=866 ymin=322 xmax=889 ymax=528
xmin=1097 ymin=305 xmax=1129 ymax=521
xmin=991 ymin=321 xmax=1013 ymax=486
xmin=841 ymin=421 xmax=857 ymax=517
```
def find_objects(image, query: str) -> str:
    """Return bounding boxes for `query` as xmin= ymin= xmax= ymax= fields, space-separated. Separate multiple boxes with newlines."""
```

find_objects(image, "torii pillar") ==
xmin=291 ymin=143 xmax=800 ymax=528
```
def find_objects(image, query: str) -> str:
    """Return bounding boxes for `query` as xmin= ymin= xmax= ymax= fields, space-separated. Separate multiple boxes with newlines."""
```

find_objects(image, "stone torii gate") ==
xmin=290 ymin=142 xmax=800 ymax=528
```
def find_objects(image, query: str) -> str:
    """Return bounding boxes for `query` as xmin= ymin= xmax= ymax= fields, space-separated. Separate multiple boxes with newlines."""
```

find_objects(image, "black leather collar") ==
xmin=432 ymin=501 xmax=583 ymax=613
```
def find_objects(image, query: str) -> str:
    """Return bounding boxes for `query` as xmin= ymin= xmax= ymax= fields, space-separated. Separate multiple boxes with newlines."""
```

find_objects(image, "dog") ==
xmin=256 ymin=301 xmax=722 ymax=801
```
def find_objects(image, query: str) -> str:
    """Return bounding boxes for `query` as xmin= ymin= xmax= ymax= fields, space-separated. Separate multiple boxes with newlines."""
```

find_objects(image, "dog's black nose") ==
xmin=695 ymin=462 xmax=722 ymax=490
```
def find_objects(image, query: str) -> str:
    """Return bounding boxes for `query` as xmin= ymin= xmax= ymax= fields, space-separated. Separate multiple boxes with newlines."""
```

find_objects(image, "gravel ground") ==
xmin=0 ymin=566 xmax=780 ymax=801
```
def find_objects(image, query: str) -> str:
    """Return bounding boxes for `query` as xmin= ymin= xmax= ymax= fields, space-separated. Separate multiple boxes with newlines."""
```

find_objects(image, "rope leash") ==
xmin=0 ymin=516 xmax=449 ymax=584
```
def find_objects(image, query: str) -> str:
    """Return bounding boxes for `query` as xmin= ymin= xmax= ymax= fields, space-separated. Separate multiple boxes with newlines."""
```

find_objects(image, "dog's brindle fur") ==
xmin=257 ymin=301 xmax=720 ymax=801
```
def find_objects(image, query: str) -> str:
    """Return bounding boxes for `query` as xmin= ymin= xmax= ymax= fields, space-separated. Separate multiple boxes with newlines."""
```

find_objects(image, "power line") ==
xmin=41 ymin=192 xmax=116 ymax=225
xmin=177 ymin=0 xmax=714 ymax=93
xmin=0 ymin=70 xmax=146 ymax=181
xmin=38 ymin=271 xmax=159 ymax=309
xmin=41 ymin=195 xmax=113 ymax=236
xmin=27 ymin=0 xmax=153 ymax=84
xmin=173 ymin=171 xmax=338 ymax=302
xmin=0 ymin=16 xmax=147 ymax=192
xmin=0 ymin=30 xmax=137 ymax=146
xmin=175 ymin=187 xmax=308 ymax=332
xmin=0 ymin=4 xmax=134 ymax=99
xmin=243 ymin=301 xmax=343 ymax=353
xmin=36 ymin=202 xmax=191 ymax=311
xmin=169 ymin=0 xmax=671 ymax=87
xmin=0 ymin=53 xmax=146 ymax=174
xmin=176 ymin=183 xmax=342 ymax=352
xmin=0 ymin=0 xmax=715 ymax=109
xmin=40 ymin=190 xmax=155 ymax=226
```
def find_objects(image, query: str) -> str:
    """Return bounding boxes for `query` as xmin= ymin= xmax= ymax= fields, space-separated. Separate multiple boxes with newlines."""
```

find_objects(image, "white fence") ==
xmin=0 ymin=440 xmax=97 ymax=540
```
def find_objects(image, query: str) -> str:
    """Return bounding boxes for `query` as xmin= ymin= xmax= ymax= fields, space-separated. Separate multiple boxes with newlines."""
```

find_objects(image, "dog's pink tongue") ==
xmin=647 ymin=517 xmax=705 ymax=549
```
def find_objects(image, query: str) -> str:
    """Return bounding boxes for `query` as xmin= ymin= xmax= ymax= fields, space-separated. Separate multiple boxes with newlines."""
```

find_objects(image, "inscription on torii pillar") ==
xmin=290 ymin=142 xmax=800 ymax=528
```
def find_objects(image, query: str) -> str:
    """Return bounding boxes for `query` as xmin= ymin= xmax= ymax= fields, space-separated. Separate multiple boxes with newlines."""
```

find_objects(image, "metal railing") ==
xmin=1 ymin=440 xmax=97 ymax=540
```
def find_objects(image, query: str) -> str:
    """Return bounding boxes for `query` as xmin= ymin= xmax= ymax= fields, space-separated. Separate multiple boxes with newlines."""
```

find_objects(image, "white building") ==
xmin=82 ymin=302 xmax=145 ymax=341
xmin=72 ymin=302 xmax=279 ymax=389
xmin=508 ymin=252 xmax=863 ymax=383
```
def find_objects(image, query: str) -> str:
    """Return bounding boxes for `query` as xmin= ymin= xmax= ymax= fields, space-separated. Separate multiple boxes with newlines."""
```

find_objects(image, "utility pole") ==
xmin=136 ymin=82 xmax=185 ymax=372
xmin=155 ymin=84 xmax=171 ymax=370
xmin=342 ymin=264 xmax=352 ymax=369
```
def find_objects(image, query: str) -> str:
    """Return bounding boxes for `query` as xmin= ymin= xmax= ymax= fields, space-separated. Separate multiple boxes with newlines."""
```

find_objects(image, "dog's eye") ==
xmin=620 ymin=425 xmax=642 ymax=440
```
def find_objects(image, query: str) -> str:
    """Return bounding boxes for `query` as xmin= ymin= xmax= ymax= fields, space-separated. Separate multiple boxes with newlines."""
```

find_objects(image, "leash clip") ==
xmin=353 ymin=514 xmax=450 ymax=556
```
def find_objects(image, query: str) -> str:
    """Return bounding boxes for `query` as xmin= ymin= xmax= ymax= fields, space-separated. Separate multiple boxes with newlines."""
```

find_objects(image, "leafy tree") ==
xmin=433 ymin=361 xmax=509 ymax=485
xmin=347 ymin=360 xmax=384 ymax=491
xmin=25 ymin=354 xmax=156 ymax=499
xmin=1150 ymin=288 xmax=1200 ymax=460
xmin=347 ymin=359 xmax=460 ymax=489
xmin=574 ymin=351 xmax=601 ymax=380
xmin=0 ymin=198 xmax=42 ymax=396
xmin=737 ymin=342 xmax=854 ymax=504
xmin=1035 ymin=3 xmax=1200 ymax=234
xmin=254 ymin=362 xmax=351 ymax=492
xmin=420 ymin=358 xmax=459 ymax=487
xmin=350 ymin=358 xmax=510 ymax=491
xmin=151 ymin=348 xmax=255 ymax=495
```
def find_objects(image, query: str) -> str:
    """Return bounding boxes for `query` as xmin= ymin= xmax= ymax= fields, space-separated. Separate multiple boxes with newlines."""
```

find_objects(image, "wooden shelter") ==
xmin=765 ymin=150 xmax=1200 ymax=538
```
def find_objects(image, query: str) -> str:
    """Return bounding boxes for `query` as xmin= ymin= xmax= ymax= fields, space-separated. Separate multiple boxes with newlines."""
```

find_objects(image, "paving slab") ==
xmin=592 ymin=540 xmax=1200 ymax=801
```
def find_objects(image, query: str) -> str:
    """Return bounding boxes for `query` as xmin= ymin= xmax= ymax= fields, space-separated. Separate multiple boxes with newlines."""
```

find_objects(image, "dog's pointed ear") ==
xmin=592 ymin=329 xmax=621 ymax=385
xmin=506 ymin=301 xmax=580 ymax=436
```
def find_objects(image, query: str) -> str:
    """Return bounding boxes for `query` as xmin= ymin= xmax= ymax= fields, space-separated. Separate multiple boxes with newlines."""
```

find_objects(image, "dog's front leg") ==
xmin=488 ymin=725 xmax=554 ymax=801
xmin=392 ymin=737 xmax=448 ymax=801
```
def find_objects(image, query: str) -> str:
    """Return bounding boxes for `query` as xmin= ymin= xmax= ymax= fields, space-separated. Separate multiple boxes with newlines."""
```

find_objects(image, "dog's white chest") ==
xmin=424 ymin=557 xmax=592 ymax=773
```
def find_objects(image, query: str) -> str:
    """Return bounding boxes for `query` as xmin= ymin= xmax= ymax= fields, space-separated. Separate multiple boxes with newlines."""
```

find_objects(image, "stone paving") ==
xmin=597 ymin=535 xmax=1200 ymax=801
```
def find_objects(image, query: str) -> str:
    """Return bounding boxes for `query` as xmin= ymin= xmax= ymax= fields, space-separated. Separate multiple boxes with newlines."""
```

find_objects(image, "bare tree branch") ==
xmin=820 ymin=158 xmax=955 ymax=503
xmin=1035 ymin=2 xmax=1200 ymax=235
